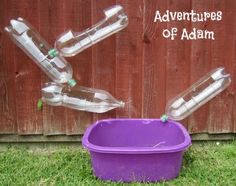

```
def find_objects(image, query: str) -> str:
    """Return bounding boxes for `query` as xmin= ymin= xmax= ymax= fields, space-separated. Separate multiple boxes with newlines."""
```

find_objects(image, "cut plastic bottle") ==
xmin=41 ymin=82 xmax=125 ymax=113
xmin=55 ymin=5 xmax=128 ymax=57
xmin=164 ymin=67 xmax=231 ymax=121
xmin=5 ymin=17 xmax=74 ymax=85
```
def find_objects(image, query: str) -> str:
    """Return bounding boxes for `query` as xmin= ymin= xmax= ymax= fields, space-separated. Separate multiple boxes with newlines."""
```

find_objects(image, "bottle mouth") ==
xmin=104 ymin=5 xmax=123 ymax=17
xmin=41 ymin=82 xmax=64 ymax=105
xmin=211 ymin=67 xmax=230 ymax=80
xmin=118 ymin=101 xmax=125 ymax=108
xmin=6 ymin=17 xmax=30 ymax=34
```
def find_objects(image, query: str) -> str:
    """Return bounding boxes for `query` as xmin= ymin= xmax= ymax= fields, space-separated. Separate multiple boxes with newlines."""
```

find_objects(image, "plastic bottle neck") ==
xmin=67 ymin=78 xmax=77 ymax=87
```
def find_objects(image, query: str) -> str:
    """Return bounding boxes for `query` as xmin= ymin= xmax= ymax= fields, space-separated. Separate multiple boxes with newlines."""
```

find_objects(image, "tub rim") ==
xmin=82 ymin=118 xmax=192 ymax=154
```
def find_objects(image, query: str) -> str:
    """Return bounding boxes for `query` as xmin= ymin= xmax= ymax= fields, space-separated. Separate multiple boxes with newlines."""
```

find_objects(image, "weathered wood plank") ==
xmin=208 ymin=0 xmax=235 ymax=133
xmin=115 ymin=0 xmax=144 ymax=118
xmin=14 ymin=0 xmax=43 ymax=134
xmin=0 ymin=0 xmax=17 ymax=134
xmin=188 ymin=0 xmax=212 ymax=133
xmin=143 ymin=0 xmax=167 ymax=118
xmin=165 ymin=0 xmax=191 ymax=128
xmin=39 ymin=0 xmax=67 ymax=135
xmin=91 ymin=0 xmax=117 ymax=121
xmin=64 ymin=0 xmax=93 ymax=135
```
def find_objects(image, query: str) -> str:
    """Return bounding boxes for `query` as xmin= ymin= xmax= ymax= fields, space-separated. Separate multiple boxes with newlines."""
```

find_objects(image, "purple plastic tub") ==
xmin=82 ymin=119 xmax=191 ymax=182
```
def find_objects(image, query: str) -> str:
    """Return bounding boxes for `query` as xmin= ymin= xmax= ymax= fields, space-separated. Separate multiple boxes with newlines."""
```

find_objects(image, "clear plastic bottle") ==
xmin=55 ymin=5 xmax=128 ymax=57
xmin=5 ymin=17 xmax=74 ymax=85
xmin=41 ymin=82 xmax=125 ymax=113
xmin=164 ymin=67 xmax=231 ymax=121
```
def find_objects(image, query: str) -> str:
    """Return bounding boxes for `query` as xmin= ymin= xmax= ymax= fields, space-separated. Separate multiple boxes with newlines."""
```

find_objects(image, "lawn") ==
xmin=0 ymin=141 xmax=235 ymax=186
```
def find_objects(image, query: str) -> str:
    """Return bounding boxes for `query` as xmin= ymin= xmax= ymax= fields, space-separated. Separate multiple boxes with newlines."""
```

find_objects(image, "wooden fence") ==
xmin=0 ymin=0 xmax=236 ymax=140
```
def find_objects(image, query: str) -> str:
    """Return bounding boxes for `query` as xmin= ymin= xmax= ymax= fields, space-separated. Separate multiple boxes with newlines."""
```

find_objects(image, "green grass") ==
xmin=0 ymin=142 xmax=235 ymax=186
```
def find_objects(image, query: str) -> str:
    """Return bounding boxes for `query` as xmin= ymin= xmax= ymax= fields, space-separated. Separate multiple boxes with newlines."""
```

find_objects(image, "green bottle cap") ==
xmin=48 ymin=48 xmax=59 ymax=57
xmin=160 ymin=114 xmax=168 ymax=123
xmin=68 ymin=79 xmax=77 ymax=87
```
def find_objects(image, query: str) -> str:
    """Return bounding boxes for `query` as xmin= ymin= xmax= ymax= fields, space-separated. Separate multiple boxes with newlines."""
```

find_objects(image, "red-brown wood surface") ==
xmin=165 ymin=0 xmax=191 ymax=129
xmin=143 ymin=0 xmax=167 ymax=118
xmin=64 ymin=0 xmax=93 ymax=135
xmin=14 ymin=0 xmax=43 ymax=134
xmin=116 ymin=0 xmax=144 ymax=118
xmin=207 ymin=0 xmax=235 ymax=133
xmin=0 ymin=0 xmax=236 ymax=136
xmin=91 ymin=0 xmax=117 ymax=122
xmin=39 ymin=0 xmax=67 ymax=135
xmin=0 ymin=0 xmax=17 ymax=134
xmin=188 ymin=0 xmax=212 ymax=133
